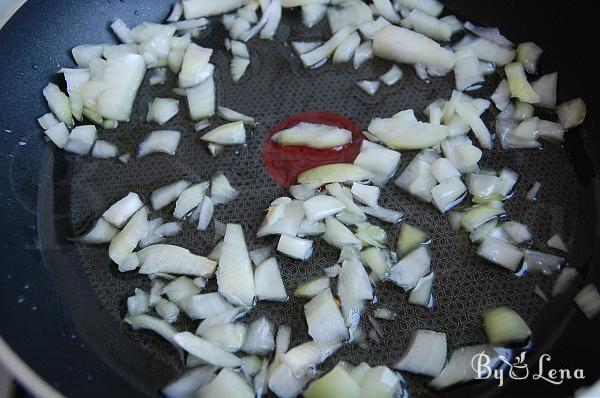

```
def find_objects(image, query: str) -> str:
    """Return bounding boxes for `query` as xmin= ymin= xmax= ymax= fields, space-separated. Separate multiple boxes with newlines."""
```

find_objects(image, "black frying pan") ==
xmin=0 ymin=1 xmax=599 ymax=397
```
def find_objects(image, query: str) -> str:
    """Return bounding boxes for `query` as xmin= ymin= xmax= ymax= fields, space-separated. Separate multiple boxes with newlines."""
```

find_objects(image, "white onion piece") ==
xmin=175 ymin=332 xmax=243 ymax=368
xmin=182 ymin=0 xmax=245 ymax=18
xmin=455 ymin=102 xmax=492 ymax=149
xmin=464 ymin=21 xmax=512 ymax=47
xmin=574 ymin=284 xmax=600 ymax=319
xmin=373 ymin=26 xmax=455 ymax=69
xmin=303 ymin=195 xmax=346 ymax=221
xmin=292 ymin=41 xmax=322 ymax=55
xmin=440 ymin=15 xmax=463 ymax=34
xmin=323 ymin=218 xmax=362 ymax=249
xmin=502 ymin=221 xmax=532 ymax=244
xmin=505 ymin=62 xmax=541 ymax=104
xmin=37 ymin=113 xmax=60 ymax=130
xmin=268 ymin=362 xmax=304 ymax=398
xmin=459 ymin=37 xmax=515 ymax=66
xmin=201 ymin=121 xmax=245 ymax=145
xmin=553 ymin=267 xmax=579 ymax=297
xmin=237 ymin=0 xmax=274 ymax=42
xmin=161 ymin=276 xmax=201 ymax=305
xmin=98 ymin=54 xmax=146 ymax=121
xmin=76 ymin=217 xmax=119 ymax=244
xmin=454 ymin=48 xmax=483 ymax=91
xmin=522 ymin=249 xmax=564 ymax=275
xmin=373 ymin=307 xmax=397 ymax=321
xmin=260 ymin=0 xmax=282 ymax=40
xmin=155 ymin=298 xmax=180 ymax=324
xmin=466 ymin=173 xmax=501 ymax=199
xmin=356 ymin=80 xmax=381 ymax=96
xmin=469 ymin=220 xmax=498 ymax=243
xmin=479 ymin=61 xmax=495 ymax=75
xmin=43 ymin=83 xmax=73 ymax=128
xmin=413 ymin=63 xmax=429 ymax=81
xmin=277 ymin=234 xmax=313 ymax=260
xmin=272 ymin=123 xmax=351 ymax=149
xmin=354 ymin=146 xmax=401 ymax=187
xmin=213 ymin=108 xmax=255 ymax=127
xmin=186 ymin=70 xmax=215 ymax=120
xmin=351 ymin=183 xmax=380 ymax=208
xmin=249 ymin=246 xmax=272 ymax=267
xmin=402 ymin=9 xmax=452 ymax=42
xmin=556 ymin=98 xmax=587 ymax=129
xmin=111 ymin=19 xmax=134 ymax=44
xmin=394 ymin=149 xmax=439 ymax=202
xmin=103 ymin=44 xmax=138 ymax=60
xmin=338 ymin=250 xmax=373 ymax=336
xmin=379 ymin=64 xmax=403 ymax=86
xmin=301 ymin=27 xmax=354 ymax=68
xmin=301 ymin=3 xmax=327 ymax=28
xmin=298 ymin=164 xmax=373 ymax=188
xmin=182 ymin=292 xmax=233 ymax=320
xmin=327 ymin=0 xmax=372 ymax=33
xmin=497 ymin=168 xmax=519 ymax=196
xmin=397 ymin=223 xmax=428 ymax=256
xmin=257 ymin=199 xmax=304 ymax=237
xmin=294 ymin=276 xmax=330 ymax=298
xmin=42 ymin=122 xmax=68 ymax=150
xmin=516 ymin=41 xmax=543 ymax=74
xmin=210 ymin=172 xmax=239 ymax=205
xmin=477 ymin=237 xmax=522 ymax=271
xmin=353 ymin=41 xmax=373 ymax=69
xmin=388 ymin=246 xmax=431 ymax=290
xmin=208 ymin=241 xmax=222 ymax=262
xmin=325 ymin=183 xmax=365 ymax=217
xmin=242 ymin=316 xmax=275 ymax=355
xmin=430 ymin=158 xmax=460 ymax=183
xmin=151 ymin=180 xmax=190 ymax=211
xmin=394 ymin=329 xmax=446 ymax=377
xmin=196 ymin=307 xmax=246 ymax=335
xmin=395 ymin=0 xmax=443 ymax=17
xmin=174 ymin=182 xmax=208 ymax=219
xmin=255 ymin=257 xmax=288 ymax=301
xmin=162 ymin=366 xmax=217 ymax=398
xmin=289 ymin=184 xmax=317 ymax=201
xmin=441 ymin=136 xmax=481 ymax=174
xmin=168 ymin=35 xmax=191 ymax=74
xmin=372 ymin=0 xmax=400 ymax=23
xmin=254 ymin=359 xmax=269 ymax=397
xmin=148 ymin=68 xmax=167 ymax=86
xmin=138 ymin=244 xmax=217 ymax=277
xmin=368 ymin=116 xmax=449 ymax=150
xmin=304 ymin=364 xmax=362 ymax=398
xmin=547 ymin=234 xmax=568 ymax=252
xmin=229 ymin=56 xmax=250 ymax=82
xmin=431 ymin=178 xmax=467 ymax=213
xmin=283 ymin=340 xmax=339 ymax=377
xmin=170 ymin=18 xmax=210 ymax=32
xmin=72 ymin=44 xmax=104 ymax=67
xmin=141 ymin=221 xmax=182 ymax=248
xmin=461 ymin=203 xmax=505 ymax=231
xmin=217 ymin=223 xmax=256 ymax=307
xmin=304 ymin=288 xmax=349 ymax=345
xmin=530 ymin=72 xmax=558 ymax=108
xmin=483 ymin=306 xmax=531 ymax=345
xmin=64 ymin=126 xmax=98 ymax=155
xmin=429 ymin=345 xmax=498 ymax=390
xmin=447 ymin=211 xmax=463 ymax=231
xmin=241 ymin=355 xmax=262 ymax=378
xmin=178 ymin=44 xmax=212 ymax=88
xmin=324 ymin=264 xmax=341 ymax=277
xmin=359 ymin=247 xmax=390 ymax=280
xmin=127 ymin=288 xmax=149 ymax=316
xmin=333 ymin=32 xmax=361 ymax=63
xmin=60 ymin=67 xmax=90 ymax=121
xmin=360 ymin=205 xmax=404 ymax=224
xmin=146 ymin=98 xmax=179 ymax=126
xmin=197 ymin=196 xmax=214 ymax=231
xmin=125 ymin=314 xmax=180 ymax=347
xmin=130 ymin=22 xmax=176 ymax=43
xmin=526 ymin=180 xmax=541 ymax=202
xmin=102 ymin=192 xmax=144 ymax=228
xmin=537 ymin=119 xmax=565 ymax=143
xmin=274 ymin=325 xmax=292 ymax=358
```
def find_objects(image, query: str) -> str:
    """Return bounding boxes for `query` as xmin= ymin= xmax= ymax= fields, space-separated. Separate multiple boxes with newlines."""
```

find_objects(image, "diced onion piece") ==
xmin=556 ymin=98 xmax=586 ymax=129
xmin=294 ymin=276 xmax=330 ymax=298
xmin=197 ymin=196 xmax=214 ymax=231
xmin=182 ymin=292 xmax=233 ymax=320
xmin=102 ymin=192 xmax=144 ymax=228
xmin=64 ymin=125 xmax=97 ymax=155
xmin=327 ymin=1 xmax=372 ymax=33
xmin=359 ymin=247 xmax=390 ymax=281
xmin=277 ymin=234 xmax=313 ymax=260
xmin=76 ymin=217 xmax=119 ymax=244
xmin=298 ymin=163 xmax=373 ymax=187
xmin=325 ymin=183 xmax=365 ymax=217
xmin=72 ymin=44 xmax=104 ymax=68
xmin=402 ymin=9 xmax=452 ymax=42
xmin=216 ymin=107 xmax=255 ymax=126
xmin=109 ymin=207 xmax=148 ymax=269
xmin=356 ymin=80 xmax=381 ymax=96
xmin=526 ymin=180 xmax=541 ymax=202
xmin=186 ymin=70 xmax=215 ymax=120
xmin=483 ymin=306 xmax=531 ymax=346
xmin=353 ymin=145 xmax=401 ymax=186
xmin=574 ymin=284 xmax=600 ymax=319
xmin=516 ymin=41 xmax=542 ymax=74
xmin=373 ymin=26 xmax=455 ymax=69
xmin=139 ymin=221 xmax=182 ymax=248
xmin=379 ymin=65 xmax=403 ymax=86
xmin=460 ymin=203 xmax=505 ymax=231
xmin=257 ymin=199 xmax=304 ymax=237
xmin=201 ymin=121 xmax=245 ymax=145
xmin=455 ymin=102 xmax=492 ymax=149
xmin=300 ymin=27 xmax=354 ymax=68
xmin=179 ymin=44 xmax=213 ymax=89
xmin=272 ymin=123 xmax=351 ymax=149
xmin=163 ymin=367 xmax=217 ymax=398
xmin=304 ymin=289 xmax=349 ymax=345
xmin=138 ymin=244 xmax=217 ymax=277
xmin=477 ymin=236 xmax=523 ymax=271
xmin=260 ymin=0 xmax=282 ymax=40
xmin=372 ymin=0 xmax=401 ymax=24
xmin=242 ymin=316 xmax=275 ymax=355
xmin=547 ymin=234 xmax=568 ymax=252
xmin=394 ymin=149 xmax=439 ymax=202
xmin=464 ymin=21 xmax=512 ymax=47
xmin=289 ymin=184 xmax=317 ymax=200
xmin=431 ymin=177 xmax=467 ymax=213
xmin=126 ymin=288 xmax=149 ymax=316
xmin=111 ymin=19 xmax=134 ymax=44
xmin=323 ymin=218 xmax=362 ymax=249
xmin=148 ymin=68 xmax=168 ymax=86
xmin=230 ymin=56 xmax=250 ymax=82
xmin=151 ymin=180 xmax=191 ymax=211
xmin=353 ymin=41 xmax=373 ymax=69
xmin=137 ymin=130 xmax=181 ymax=157
xmin=174 ymin=332 xmax=243 ymax=368
xmin=388 ymin=246 xmax=431 ymax=290
xmin=457 ymin=37 xmax=515 ymax=66
xmin=332 ymin=32 xmax=361 ymax=64
xmin=182 ymin=0 xmax=246 ymax=18
xmin=166 ymin=2 xmax=184 ymax=22
xmin=441 ymin=136 xmax=481 ymax=174
xmin=125 ymin=314 xmax=180 ymax=347
xmin=537 ymin=119 xmax=565 ymax=143
xmin=160 ymin=277 xmax=200 ymax=305
xmin=217 ymin=223 xmax=255 ymax=307
xmin=301 ymin=3 xmax=327 ymax=28
xmin=396 ymin=223 xmax=427 ymax=257
xmin=394 ymin=329 xmax=446 ymax=376
xmin=98 ymin=54 xmax=146 ymax=121
xmin=38 ymin=113 xmax=60 ymax=130
xmin=552 ymin=267 xmax=579 ymax=297
xmin=43 ymin=122 xmax=70 ymax=149
xmin=292 ymin=40 xmax=322 ymax=55
xmin=351 ymin=183 xmax=380 ymax=208
xmin=530 ymin=72 xmax=557 ymax=108
xmin=504 ymin=62 xmax=541 ymax=104
xmin=147 ymin=98 xmax=179 ymax=126
xmin=454 ymin=48 xmax=483 ymax=91
xmin=429 ymin=345 xmax=498 ymax=390
xmin=430 ymin=158 xmax=460 ymax=183
xmin=303 ymin=195 xmax=346 ymax=221
xmin=395 ymin=0 xmax=443 ymax=17
xmin=255 ymin=257 xmax=288 ymax=302
xmin=522 ymin=249 xmax=564 ymax=275
xmin=368 ymin=116 xmax=449 ymax=150
xmin=304 ymin=364 xmax=361 ymax=398
xmin=211 ymin=172 xmax=239 ymax=204
xmin=502 ymin=221 xmax=532 ymax=244
xmin=338 ymin=250 xmax=373 ymax=336
xmin=155 ymin=298 xmax=180 ymax=324
xmin=373 ymin=307 xmax=397 ymax=320
xmin=43 ymin=83 xmax=74 ymax=128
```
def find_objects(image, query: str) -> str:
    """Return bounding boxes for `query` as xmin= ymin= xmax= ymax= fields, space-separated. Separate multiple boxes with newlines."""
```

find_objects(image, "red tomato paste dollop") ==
xmin=263 ymin=112 xmax=363 ymax=187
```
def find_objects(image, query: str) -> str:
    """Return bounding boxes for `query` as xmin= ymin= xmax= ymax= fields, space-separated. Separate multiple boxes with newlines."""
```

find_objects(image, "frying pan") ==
xmin=0 ymin=0 xmax=599 ymax=397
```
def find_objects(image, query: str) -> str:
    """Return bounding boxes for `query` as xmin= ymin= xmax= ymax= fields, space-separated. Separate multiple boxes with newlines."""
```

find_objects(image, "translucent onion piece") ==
xmin=537 ymin=119 xmax=565 ymax=143
xmin=72 ymin=44 xmax=104 ymax=68
xmin=242 ymin=316 xmax=276 ymax=355
xmin=254 ymin=359 xmax=270 ymax=397
xmin=516 ymin=41 xmax=543 ymax=74
xmin=356 ymin=80 xmax=381 ymax=96
xmin=277 ymin=234 xmax=313 ymax=260
xmin=460 ymin=203 xmax=505 ymax=231
xmin=353 ymin=41 xmax=373 ymax=69
xmin=161 ymin=277 xmax=201 ymax=307
xmin=255 ymin=257 xmax=288 ymax=301
xmin=43 ymin=83 xmax=74 ymax=128
xmin=111 ymin=19 xmax=134 ymax=44
xmin=395 ymin=0 xmax=443 ymax=17
xmin=186 ymin=71 xmax=215 ymax=120
xmin=37 ymin=113 xmax=60 ymax=130
xmin=268 ymin=362 xmax=304 ymax=398
xmin=504 ymin=62 xmax=541 ymax=104
xmin=155 ymin=298 xmax=180 ymax=324
xmin=323 ymin=217 xmax=363 ymax=249
xmin=304 ymin=289 xmax=349 ymax=345
xmin=454 ymin=48 xmax=484 ymax=91
xmin=201 ymin=121 xmax=246 ymax=145
xmin=298 ymin=164 xmax=373 ymax=187
xmin=440 ymin=15 xmax=463 ymax=34
xmin=373 ymin=307 xmax=397 ymax=320
xmin=127 ymin=288 xmax=149 ymax=316
xmin=394 ymin=329 xmax=447 ymax=376
xmin=379 ymin=64 xmax=403 ymax=86
xmin=530 ymin=72 xmax=557 ymax=108
xmin=92 ymin=140 xmax=119 ymax=158
xmin=394 ymin=149 xmax=439 ymax=202
xmin=526 ymin=180 xmax=541 ymax=202
xmin=300 ymin=27 xmax=354 ymax=68
xmin=241 ymin=355 xmax=262 ymax=378
xmin=197 ymin=196 xmax=214 ymax=231
xmin=502 ymin=221 xmax=532 ymax=244
xmin=483 ymin=306 xmax=531 ymax=345
xmin=257 ymin=199 xmax=304 ymax=237
xmin=522 ymin=249 xmax=564 ymax=275
xmin=162 ymin=366 xmax=217 ymax=398
xmin=402 ymin=9 xmax=452 ymax=42
xmin=327 ymin=0 xmax=372 ymax=33
xmin=373 ymin=26 xmax=455 ymax=69
xmin=182 ymin=0 xmax=246 ymax=19
xmin=408 ymin=272 xmax=434 ymax=307
xmin=359 ymin=247 xmax=390 ymax=281
xmin=294 ymin=276 xmax=330 ymax=298
xmin=574 ymin=284 xmax=600 ymax=319
xmin=350 ymin=183 xmax=380 ymax=208
xmin=175 ymin=332 xmax=243 ymax=368
xmin=430 ymin=158 xmax=460 ymax=184
xmin=147 ymin=98 xmax=179 ymax=125
xmin=338 ymin=250 xmax=373 ymax=336
xmin=388 ymin=246 xmax=431 ymax=290
xmin=429 ymin=345 xmax=498 ymax=390
xmin=260 ymin=0 xmax=282 ymax=40
xmin=249 ymin=245 xmax=273 ymax=267
xmin=368 ymin=116 xmax=450 ymax=150
xmin=464 ymin=21 xmax=512 ymax=47
xmin=217 ymin=223 xmax=256 ymax=307
xmin=272 ymin=122 xmax=352 ymax=149
xmin=552 ymin=267 xmax=579 ymax=297
xmin=76 ymin=217 xmax=119 ymax=244
xmin=179 ymin=43 xmax=213 ymax=88
xmin=354 ymin=145 xmax=401 ymax=186
xmin=556 ymin=98 xmax=587 ymax=129
xmin=174 ymin=182 xmax=208 ymax=219
xmin=292 ymin=40 xmax=322 ymax=55
xmin=304 ymin=364 xmax=361 ymax=398
xmin=138 ymin=244 xmax=217 ymax=277
xmin=301 ymin=3 xmax=327 ymax=28
xmin=151 ymin=180 xmax=191 ymax=211
xmin=431 ymin=177 xmax=467 ymax=213
xmin=458 ymin=37 xmax=515 ymax=66
xmin=125 ymin=314 xmax=180 ymax=347
xmin=547 ymin=234 xmax=568 ymax=252
xmin=97 ymin=54 xmax=146 ymax=121
xmin=289 ymin=184 xmax=317 ymax=200
xmin=477 ymin=237 xmax=523 ymax=271
xmin=303 ymin=195 xmax=347 ymax=221
xmin=137 ymin=129 xmax=181 ymax=157
xmin=182 ymin=292 xmax=233 ymax=320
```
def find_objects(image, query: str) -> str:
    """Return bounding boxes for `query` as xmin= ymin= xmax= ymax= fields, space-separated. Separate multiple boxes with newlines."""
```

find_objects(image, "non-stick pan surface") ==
xmin=1 ymin=1 xmax=599 ymax=397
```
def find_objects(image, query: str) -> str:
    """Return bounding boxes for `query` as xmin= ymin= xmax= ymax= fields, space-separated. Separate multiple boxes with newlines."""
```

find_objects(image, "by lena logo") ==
xmin=471 ymin=351 xmax=585 ymax=387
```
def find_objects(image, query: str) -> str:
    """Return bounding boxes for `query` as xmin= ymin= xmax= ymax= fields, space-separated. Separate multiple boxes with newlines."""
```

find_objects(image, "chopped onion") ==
xmin=373 ymin=0 xmax=401 ymax=23
xmin=505 ymin=62 xmax=541 ymax=103
xmin=255 ymin=257 xmax=288 ymax=302
xmin=59 ymin=68 xmax=90 ymax=121
xmin=464 ymin=21 xmax=512 ymax=47
xmin=300 ymin=27 xmax=354 ymax=68
xmin=292 ymin=41 xmax=322 ymax=55
xmin=350 ymin=183 xmax=380 ymax=208
xmin=196 ymin=307 xmax=246 ymax=335
xmin=254 ymin=359 xmax=270 ymax=397
xmin=241 ymin=355 xmax=262 ymax=378
xmin=166 ymin=2 xmax=184 ymax=22
xmin=358 ymin=17 xmax=390 ymax=40
xmin=338 ymin=250 xmax=373 ymax=336
xmin=373 ymin=307 xmax=397 ymax=320
xmin=272 ymin=123 xmax=351 ymax=149
xmin=186 ymin=70 xmax=215 ymax=120
xmin=138 ymin=244 xmax=217 ymax=277
xmin=379 ymin=65 xmax=403 ymax=86
xmin=323 ymin=217 xmax=362 ymax=249
xmin=547 ymin=234 xmax=568 ymax=252
xmin=182 ymin=292 xmax=234 ymax=320
xmin=76 ymin=217 xmax=119 ymax=244
xmin=333 ymin=32 xmax=361 ymax=64
xmin=103 ymin=44 xmax=138 ymax=60
xmin=111 ymin=19 xmax=134 ymax=44
xmin=127 ymin=288 xmax=149 ymax=316
xmin=151 ymin=180 xmax=190 ymax=211
xmin=388 ymin=246 xmax=431 ymax=290
xmin=431 ymin=177 xmax=467 ymax=213
xmin=43 ymin=83 xmax=74 ymax=128
xmin=294 ymin=276 xmax=330 ymax=298
xmin=537 ymin=119 xmax=565 ymax=143
xmin=483 ymin=306 xmax=531 ymax=345
xmin=368 ymin=116 xmax=450 ymax=150
xmin=457 ymin=37 xmax=515 ymax=66
xmin=353 ymin=145 xmax=401 ymax=186
xmin=360 ymin=205 xmax=404 ymax=224
xmin=155 ymin=298 xmax=180 ymax=324
xmin=37 ymin=113 xmax=60 ymax=130
xmin=396 ymin=223 xmax=427 ymax=257
xmin=325 ymin=183 xmax=365 ymax=217
xmin=289 ymin=184 xmax=317 ymax=200
xmin=430 ymin=158 xmax=460 ymax=183
xmin=147 ymin=98 xmax=179 ymax=125
xmin=454 ymin=48 xmax=483 ymax=91
xmin=168 ymin=35 xmax=191 ymax=74
xmin=174 ymin=182 xmax=208 ymax=219
xmin=182 ymin=0 xmax=246 ymax=18
xmin=408 ymin=272 xmax=434 ymax=307
xmin=229 ymin=56 xmax=250 ymax=82
xmin=178 ymin=44 xmax=212 ymax=88
xmin=260 ymin=0 xmax=282 ymax=40
xmin=72 ymin=44 xmax=104 ymax=67
xmin=211 ymin=172 xmax=239 ymax=205
xmin=324 ymin=264 xmax=341 ymax=277
xmin=161 ymin=276 xmax=201 ymax=305
xmin=137 ymin=129 xmax=181 ymax=157
xmin=552 ymin=267 xmax=579 ymax=296
xmin=373 ymin=26 xmax=455 ymax=69
xmin=356 ymin=80 xmax=381 ymax=96
xmin=304 ymin=364 xmax=361 ymax=398
xmin=304 ymin=288 xmax=349 ymax=345
xmin=353 ymin=41 xmax=373 ymax=69
xmin=277 ymin=234 xmax=313 ymax=260
xmin=250 ymin=246 xmax=273 ymax=266
xmin=62 ymin=125 xmax=96 ymax=155
xmin=303 ymin=195 xmax=346 ymax=221
xmin=301 ymin=3 xmax=327 ymax=28
xmin=242 ymin=316 xmax=275 ymax=355
xmin=174 ymin=332 xmax=243 ymax=368
xmin=530 ymin=72 xmax=558 ymax=108
xmin=125 ymin=314 xmax=180 ymax=347
xmin=516 ymin=41 xmax=542 ymax=74
xmin=102 ymin=192 xmax=144 ymax=228
xmin=394 ymin=329 xmax=447 ymax=376
xmin=395 ymin=0 xmax=443 ymax=17
xmin=217 ymin=223 xmax=256 ymax=307
xmin=139 ymin=220 xmax=182 ymax=248
xmin=298 ymin=164 xmax=373 ymax=188
xmin=556 ymin=98 xmax=587 ymax=129
xmin=215 ymin=107 xmax=255 ymax=127
xmin=461 ymin=203 xmax=505 ymax=231
xmin=201 ymin=121 xmax=246 ymax=145
xmin=394 ymin=149 xmax=439 ymax=202
xmin=327 ymin=1 xmax=372 ymax=33
xmin=402 ymin=9 xmax=452 ymax=42
xmin=268 ymin=362 xmax=304 ymax=398
xmin=522 ymin=249 xmax=564 ymax=275
xmin=502 ymin=221 xmax=532 ymax=244
xmin=196 ymin=196 xmax=214 ymax=231
xmin=429 ymin=345 xmax=498 ymax=390
xmin=148 ymin=68 xmax=167 ymax=86
xmin=162 ymin=367 xmax=217 ymax=398
xmin=477 ymin=236 xmax=523 ymax=271
xmin=574 ymin=284 xmax=600 ymax=319
xmin=526 ymin=180 xmax=541 ymax=202
xmin=149 ymin=279 xmax=166 ymax=307
xmin=257 ymin=199 xmax=304 ymax=237
xmin=359 ymin=247 xmax=390 ymax=280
